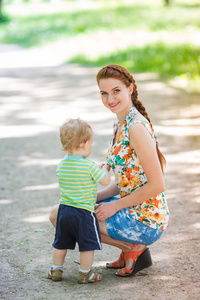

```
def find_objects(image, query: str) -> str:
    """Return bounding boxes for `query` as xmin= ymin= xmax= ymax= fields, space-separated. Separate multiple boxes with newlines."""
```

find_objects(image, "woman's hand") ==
xmin=95 ymin=202 xmax=118 ymax=221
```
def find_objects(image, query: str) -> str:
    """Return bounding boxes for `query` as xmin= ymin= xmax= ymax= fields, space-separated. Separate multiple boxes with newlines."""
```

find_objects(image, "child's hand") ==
xmin=100 ymin=163 xmax=110 ymax=172
xmin=99 ymin=163 xmax=105 ymax=169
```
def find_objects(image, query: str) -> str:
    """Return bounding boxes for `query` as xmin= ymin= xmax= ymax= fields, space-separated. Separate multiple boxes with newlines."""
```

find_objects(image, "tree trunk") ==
xmin=164 ymin=0 xmax=170 ymax=5
xmin=0 ymin=0 xmax=2 ymax=18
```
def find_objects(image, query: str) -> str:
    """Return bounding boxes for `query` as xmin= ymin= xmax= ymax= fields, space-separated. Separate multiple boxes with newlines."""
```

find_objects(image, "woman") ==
xmin=50 ymin=64 xmax=169 ymax=277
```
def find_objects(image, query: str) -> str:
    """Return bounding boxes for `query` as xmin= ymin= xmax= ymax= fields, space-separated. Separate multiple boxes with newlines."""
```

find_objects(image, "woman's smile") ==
xmin=109 ymin=101 xmax=119 ymax=108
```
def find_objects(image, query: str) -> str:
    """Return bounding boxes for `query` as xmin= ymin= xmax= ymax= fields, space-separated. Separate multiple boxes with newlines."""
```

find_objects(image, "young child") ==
xmin=48 ymin=118 xmax=110 ymax=284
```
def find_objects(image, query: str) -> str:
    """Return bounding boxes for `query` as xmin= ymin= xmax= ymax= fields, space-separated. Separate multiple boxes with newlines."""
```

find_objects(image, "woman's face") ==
xmin=98 ymin=78 xmax=133 ymax=116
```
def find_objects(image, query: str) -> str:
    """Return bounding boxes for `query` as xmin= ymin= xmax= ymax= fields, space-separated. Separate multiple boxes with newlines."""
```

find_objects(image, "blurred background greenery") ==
xmin=0 ymin=0 xmax=199 ymax=92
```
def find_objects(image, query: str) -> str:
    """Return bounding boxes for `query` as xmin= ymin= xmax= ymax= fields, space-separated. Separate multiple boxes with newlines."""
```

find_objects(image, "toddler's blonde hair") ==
xmin=60 ymin=118 xmax=93 ymax=152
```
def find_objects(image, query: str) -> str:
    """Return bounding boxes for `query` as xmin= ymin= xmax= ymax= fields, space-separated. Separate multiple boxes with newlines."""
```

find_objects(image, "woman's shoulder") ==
xmin=129 ymin=119 xmax=156 ymax=143
xmin=128 ymin=112 xmax=151 ymax=128
xmin=127 ymin=116 xmax=149 ymax=129
xmin=131 ymin=118 xmax=150 ymax=127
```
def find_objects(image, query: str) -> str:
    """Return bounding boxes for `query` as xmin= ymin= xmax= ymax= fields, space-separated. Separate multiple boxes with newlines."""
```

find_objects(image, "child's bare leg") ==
xmin=53 ymin=248 xmax=67 ymax=266
xmin=77 ymin=251 xmax=101 ymax=283
xmin=48 ymin=248 xmax=67 ymax=281
xmin=80 ymin=251 xmax=94 ymax=270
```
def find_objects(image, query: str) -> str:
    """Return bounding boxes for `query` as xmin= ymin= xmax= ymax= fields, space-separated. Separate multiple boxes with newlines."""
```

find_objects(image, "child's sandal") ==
xmin=77 ymin=269 xmax=102 ymax=284
xmin=48 ymin=268 xmax=63 ymax=281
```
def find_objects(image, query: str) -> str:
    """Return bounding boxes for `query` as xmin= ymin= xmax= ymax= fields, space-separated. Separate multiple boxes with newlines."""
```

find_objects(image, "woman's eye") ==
xmin=114 ymin=89 xmax=120 ymax=93
xmin=101 ymin=92 xmax=107 ymax=96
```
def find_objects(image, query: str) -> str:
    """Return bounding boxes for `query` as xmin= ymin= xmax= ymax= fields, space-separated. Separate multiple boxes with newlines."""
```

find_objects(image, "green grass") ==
xmin=0 ymin=0 xmax=199 ymax=91
xmin=70 ymin=42 xmax=200 ymax=79
xmin=0 ymin=0 xmax=200 ymax=47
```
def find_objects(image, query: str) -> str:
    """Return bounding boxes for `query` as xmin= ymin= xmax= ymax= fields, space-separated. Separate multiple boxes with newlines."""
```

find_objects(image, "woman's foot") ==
xmin=126 ymin=245 xmax=146 ymax=270
xmin=115 ymin=244 xmax=152 ymax=277
xmin=106 ymin=251 xmax=125 ymax=269
xmin=106 ymin=243 xmax=136 ymax=269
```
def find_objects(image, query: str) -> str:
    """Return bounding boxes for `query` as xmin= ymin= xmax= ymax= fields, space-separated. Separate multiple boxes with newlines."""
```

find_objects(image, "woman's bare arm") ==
xmin=96 ymin=181 xmax=119 ymax=202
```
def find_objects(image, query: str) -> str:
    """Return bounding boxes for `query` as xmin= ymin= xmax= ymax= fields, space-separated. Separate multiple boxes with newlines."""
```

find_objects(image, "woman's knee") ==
xmin=49 ymin=204 xmax=59 ymax=227
xmin=98 ymin=221 xmax=108 ymax=236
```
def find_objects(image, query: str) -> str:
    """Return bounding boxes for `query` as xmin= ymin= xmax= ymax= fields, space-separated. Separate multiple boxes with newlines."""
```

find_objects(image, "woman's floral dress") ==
xmin=106 ymin=106 xmax=169 ymax=230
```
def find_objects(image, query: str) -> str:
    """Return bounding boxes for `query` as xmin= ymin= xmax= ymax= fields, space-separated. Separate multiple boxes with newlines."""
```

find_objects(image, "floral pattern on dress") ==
xmin=106 ymin=106 xmax=169 ymax=230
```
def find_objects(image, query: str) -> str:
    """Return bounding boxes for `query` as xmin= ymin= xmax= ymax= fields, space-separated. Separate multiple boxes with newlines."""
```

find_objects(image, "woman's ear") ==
xmin=129 ymin=83 xmax=134 ymax=95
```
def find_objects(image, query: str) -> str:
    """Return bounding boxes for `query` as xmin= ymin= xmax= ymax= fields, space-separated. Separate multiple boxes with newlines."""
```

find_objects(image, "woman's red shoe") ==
xmin=106 ymin=251 xmax=125 ymax=269
xmin=115 ymin=245 xmax=152 ymax=277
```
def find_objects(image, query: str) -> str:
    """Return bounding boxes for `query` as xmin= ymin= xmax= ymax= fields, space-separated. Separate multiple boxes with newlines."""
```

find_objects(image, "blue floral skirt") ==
xmin=99 ymin=196 xmax=164 ymax=245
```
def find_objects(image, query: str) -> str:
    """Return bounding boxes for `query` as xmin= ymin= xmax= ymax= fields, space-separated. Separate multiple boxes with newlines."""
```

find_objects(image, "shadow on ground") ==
xmin=0 ymin=62 xmax=200 ymax=300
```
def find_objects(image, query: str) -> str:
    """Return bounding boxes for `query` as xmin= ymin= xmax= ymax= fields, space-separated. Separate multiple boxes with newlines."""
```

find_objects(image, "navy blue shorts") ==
xmin=52 ymin=204 xmax=102 ymax=252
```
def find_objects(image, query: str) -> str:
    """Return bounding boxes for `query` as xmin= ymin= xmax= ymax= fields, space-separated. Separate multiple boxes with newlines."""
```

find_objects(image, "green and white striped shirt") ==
xmin=56 ymin=155 xmax=105 ymax=212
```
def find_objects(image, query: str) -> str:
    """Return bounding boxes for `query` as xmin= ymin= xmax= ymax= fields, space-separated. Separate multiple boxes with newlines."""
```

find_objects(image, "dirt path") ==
xmin=0 ymin=47 xmax=200 ymax=299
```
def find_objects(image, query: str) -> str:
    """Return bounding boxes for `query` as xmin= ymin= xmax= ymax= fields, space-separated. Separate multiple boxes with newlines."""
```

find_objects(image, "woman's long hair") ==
xmin=96 ymin=64 xmax=166 ymax=173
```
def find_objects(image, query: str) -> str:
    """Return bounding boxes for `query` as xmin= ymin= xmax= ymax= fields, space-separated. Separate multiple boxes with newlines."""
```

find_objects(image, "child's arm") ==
xmin=99 ymin=164 xmax=111 ymax=186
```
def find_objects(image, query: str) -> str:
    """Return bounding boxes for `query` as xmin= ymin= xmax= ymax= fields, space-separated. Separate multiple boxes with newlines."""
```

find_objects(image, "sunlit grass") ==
xmin=0 ymin=0 xmax=199 ymax=92
xmin=0 ymin=0 xmax=200 ymax=47
xmin=70 ymin=42 xmax=200 ymax=93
